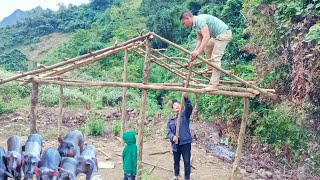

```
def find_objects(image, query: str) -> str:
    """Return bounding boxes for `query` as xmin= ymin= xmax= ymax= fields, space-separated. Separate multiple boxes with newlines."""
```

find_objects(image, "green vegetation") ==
xmin=0 ymin=0 xmax=319 ymax=174
xmin=84 ymin=113 xmax=105 ymax=136
xmin=112 ymin=120 xmax=121 ymax=136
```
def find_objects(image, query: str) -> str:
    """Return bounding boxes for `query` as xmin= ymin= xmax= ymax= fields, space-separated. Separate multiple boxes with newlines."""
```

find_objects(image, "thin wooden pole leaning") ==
xmin=175 ymin=63 xmax=193 ymax=144
xmin=58 ymin=85 xmax=64 ymax=136
xmin=120 ymin=49 xmax=129 ymax=147
xmin=134 ymin=48 xmax=202 ymax=84
xmin=30 ymin=82 xmax=39 ymax=133
xmin=150 ymin=32 xmax=276 ymax=98
xmin=231 ymin=97 xmax=249 ymax=180
xmin=137 ymin=37 xmax=152 ymax=180
xmin=151 ymin=49 xmax=212 ymax=82
xmin=42 ymin=43 xmax=140 ymax=78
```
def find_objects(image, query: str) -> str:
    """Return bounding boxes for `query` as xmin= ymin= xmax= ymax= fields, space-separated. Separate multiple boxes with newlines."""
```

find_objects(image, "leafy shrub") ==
xmin=0 ymin=49 xmax=28 ymax=71
xmin=0 ymin=102 xmax=4 ymax=115
xmin=305 ymin=23 xmax=320 ymax=44
xmin=39 ymin=85 xmax=91 ymax=107
xmin=112 ymin=120 xmax=121 ymax=136
xmin=255 ymin=106 xmax=309 ymax=162
xmin=85 ymin=113 xmax=105 ymax=136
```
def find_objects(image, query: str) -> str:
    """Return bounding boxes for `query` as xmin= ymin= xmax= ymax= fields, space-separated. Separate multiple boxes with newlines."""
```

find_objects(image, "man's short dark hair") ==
xmin=179 ymin=11 xmax=193 ymax=21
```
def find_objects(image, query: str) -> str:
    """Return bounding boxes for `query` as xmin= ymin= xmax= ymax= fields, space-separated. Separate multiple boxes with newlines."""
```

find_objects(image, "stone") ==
xmin=240 ymin=168 xmax=247 ymax=174
xmin=4 ymin=125 xmax=11 ymax=128
xmin=246 ymin=166 xmax=254 ymax=173
xmin=248 ymin=173 xmax=258 ymax=179
xmin=257 ymin=168 xmax=267 ymax=178
xmin=265 ymin=171 xmax=273 ymax=178
xmin=92 ymin=175 xmax=103 ymax=180
xmin=99 ymin=161 xmax=115 ymax=169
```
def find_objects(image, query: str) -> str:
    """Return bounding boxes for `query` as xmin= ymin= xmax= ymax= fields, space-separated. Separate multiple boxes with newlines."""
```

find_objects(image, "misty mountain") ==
xmin=0 ymin=6 xmax=50 ymax=27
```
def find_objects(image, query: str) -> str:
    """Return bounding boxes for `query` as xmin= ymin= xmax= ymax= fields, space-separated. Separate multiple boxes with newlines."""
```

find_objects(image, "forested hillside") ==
xmin=0 ymin=0 xmax=319 ymax=176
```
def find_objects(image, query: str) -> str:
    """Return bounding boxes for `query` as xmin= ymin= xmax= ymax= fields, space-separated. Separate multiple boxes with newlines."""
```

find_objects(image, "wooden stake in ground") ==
xmin=30 ymin=82 xmax=39 ymax=133
xmin=137 ymin=37 xmax=152 ymax=180
xmin=121 ymin=49 xmax=129 ymax=147
xmin=175 ymin=63 xmax=193 ymax=144
xmin=231 ymin=97 xmax=249 ymax=180
xmin=58 ymin=85 xmax=64 ymax=136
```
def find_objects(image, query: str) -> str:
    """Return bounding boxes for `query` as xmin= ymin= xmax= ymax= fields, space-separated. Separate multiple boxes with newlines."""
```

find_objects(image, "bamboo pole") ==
xmin=134 ymin=48 xmax=202 ymax=84
xmin=30 ymin=82 xmax=39 ymax=133
xmin=231 ymin=97 xmax=249 ymax=180
xmin=121 ymin=49 xmax=129 ymax=147
xmin=193 ymin=93 xmax=200 ymax=121
xmin=42 ymin=43 xmax=140 ymax=78
xmin=150 ymin=32 xmax=276 ymax=98
xmin=137 ymin=38 xmax=152 ymax=180
xmin=152 ymin=49 xmax=212 ymax=82
xmin=58 ymin=85 xmax=64 ymax=136
xmin=175 ymin=63 xmax=193 ymax=144
xmin=149 ymin=82 xmax=259 ymax=94
xmin=32 ymin=79 xmax=256 ymax=98
xmin=1 ymin=34 xmax=150 ymax=85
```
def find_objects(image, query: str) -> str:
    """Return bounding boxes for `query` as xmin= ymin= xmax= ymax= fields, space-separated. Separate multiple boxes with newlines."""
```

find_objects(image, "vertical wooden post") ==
xmin=192 ymin=93 xmax=200 ymax=121
xmin=58 ymin=85 xmax=64 ymax=136
xmin=121 ymin=49 xmax=129 ymax=146
xmin=137 ymin=37 xmax=151 ymax=180
xmin=231 ymin=97 xmax=249 ymax=180
xmin=30 ymin=82 xmax=39 ymax=133
xmin=175 ymin=63 xmax=193 ymax=143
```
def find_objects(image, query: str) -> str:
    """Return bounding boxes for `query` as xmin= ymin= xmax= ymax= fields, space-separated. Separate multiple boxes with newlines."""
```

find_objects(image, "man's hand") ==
xmin=173 ymin=136 xmax=178 ymax=144
xmin=189 ymin=50 xmax=199 ymax=62
xmin=182 ymin=92 xmax=187 ymax=98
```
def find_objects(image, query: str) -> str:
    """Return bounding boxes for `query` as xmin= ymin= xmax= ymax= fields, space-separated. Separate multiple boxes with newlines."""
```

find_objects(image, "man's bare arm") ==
xmin=190 ymin=25 xmax=210 ymax=61
xmin=195 ymin=32 xmax=203 ymax=51
xmin=196 ymin=24 xmax=210 ymax=54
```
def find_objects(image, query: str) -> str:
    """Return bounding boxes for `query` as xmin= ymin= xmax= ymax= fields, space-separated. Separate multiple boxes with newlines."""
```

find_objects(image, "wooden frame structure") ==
xmin=0 ymin=32 xmax=275 ymax=180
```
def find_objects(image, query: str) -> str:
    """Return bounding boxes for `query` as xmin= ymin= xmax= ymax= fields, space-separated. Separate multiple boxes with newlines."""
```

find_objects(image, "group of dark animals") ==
xmin=0 ymin=130 xmax=98 ymax=180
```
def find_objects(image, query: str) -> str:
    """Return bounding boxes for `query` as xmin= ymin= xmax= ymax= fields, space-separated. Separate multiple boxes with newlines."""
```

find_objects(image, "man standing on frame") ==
xmin=180 ymin=11 xmax=232 ymax=92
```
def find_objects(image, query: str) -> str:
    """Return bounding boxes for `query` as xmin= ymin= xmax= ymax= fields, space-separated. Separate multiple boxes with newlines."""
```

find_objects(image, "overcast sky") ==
xmin=0 ymin=0 xmax=90 ymax=21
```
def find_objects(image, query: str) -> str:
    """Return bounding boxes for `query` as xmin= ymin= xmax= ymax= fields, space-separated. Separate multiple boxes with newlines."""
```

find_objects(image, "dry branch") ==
xmin=148 ymin=162 xmax=158 ymax=174
xmin=98 ymin=148 xmax=112 ymax=160
xmin=142 ymin=162 xmax=173 ymax=172
xmin=149 ymin=150 xmax=170 ymax=156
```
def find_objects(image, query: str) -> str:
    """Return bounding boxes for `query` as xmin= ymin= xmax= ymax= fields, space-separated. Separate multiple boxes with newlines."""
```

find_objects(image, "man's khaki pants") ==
xmin=205 ymin=30 xmax=232 ymax=85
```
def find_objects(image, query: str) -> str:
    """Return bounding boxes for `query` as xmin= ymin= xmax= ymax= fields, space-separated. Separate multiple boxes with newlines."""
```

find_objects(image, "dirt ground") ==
xmin=0 ymin=107 xmax=318 ymax=180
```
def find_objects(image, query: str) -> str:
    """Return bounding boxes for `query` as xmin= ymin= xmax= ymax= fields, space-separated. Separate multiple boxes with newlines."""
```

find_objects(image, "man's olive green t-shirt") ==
xmin=192 ymin=14 xmax=228 ymax=37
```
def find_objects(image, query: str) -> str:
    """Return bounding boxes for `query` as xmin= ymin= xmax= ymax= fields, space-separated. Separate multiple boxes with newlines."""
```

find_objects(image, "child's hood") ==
xmin=122 ymin=130 xmax=136 ymax=144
